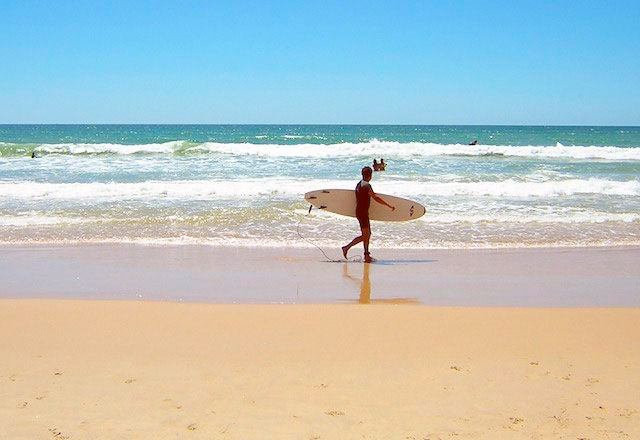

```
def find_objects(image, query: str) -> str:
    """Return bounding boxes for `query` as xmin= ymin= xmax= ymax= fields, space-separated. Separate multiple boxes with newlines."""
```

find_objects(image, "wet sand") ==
xmin=0 ymin=244 xmax=638 ymax=306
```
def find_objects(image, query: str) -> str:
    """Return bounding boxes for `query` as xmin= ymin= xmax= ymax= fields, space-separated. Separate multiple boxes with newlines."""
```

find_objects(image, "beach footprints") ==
xmin=551 ymin=408 xmax=570 ymax=429
xmin=585 ymin=377 xmax=600 ymax=386
xmin=509 ymin=416 xmax=524 ymax=426
xmin=48 ymin=427 xmax=70 ymax=439
xmin=618 ymin=408 xmax=638 ymax=418
xmin=449 ymin=365 xmax=471 ymax=373
xmin=504 ymin=416 xmax=525 ymax=431
xmin=158 ymin=398 xmax=202 ymax=433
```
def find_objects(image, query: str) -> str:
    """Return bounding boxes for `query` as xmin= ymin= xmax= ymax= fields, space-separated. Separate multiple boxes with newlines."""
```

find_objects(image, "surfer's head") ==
xmin=361 ymin=166 xmax=373 ymax=181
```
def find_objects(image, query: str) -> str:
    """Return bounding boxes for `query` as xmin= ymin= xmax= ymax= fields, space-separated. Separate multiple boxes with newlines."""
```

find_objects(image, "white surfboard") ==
xmin=304 ymin=189 xmax=426 ymax=222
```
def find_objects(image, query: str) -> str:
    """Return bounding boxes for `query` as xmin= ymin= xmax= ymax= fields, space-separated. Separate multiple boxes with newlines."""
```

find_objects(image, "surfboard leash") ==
xmin=297 ymin=205 xmax=359 ymax=263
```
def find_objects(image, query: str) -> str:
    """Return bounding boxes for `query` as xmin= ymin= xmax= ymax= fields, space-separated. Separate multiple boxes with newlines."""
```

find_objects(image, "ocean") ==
xmin=1 ymin=125 xmax=639 ymax=249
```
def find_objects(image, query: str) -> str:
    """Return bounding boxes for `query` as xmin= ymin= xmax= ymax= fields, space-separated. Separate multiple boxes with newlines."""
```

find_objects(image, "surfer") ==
xmin=372 ymin=159 xmax=380 ymax=171
xmin=341 ymin=166 xmax=395 ymax=263
xmin=379 ymin=158 xmax=386 ymax=171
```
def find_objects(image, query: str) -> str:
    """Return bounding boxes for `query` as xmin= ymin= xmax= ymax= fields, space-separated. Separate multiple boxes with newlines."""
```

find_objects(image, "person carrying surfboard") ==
xmin=342 ymin=166 xmax=395 ymax=263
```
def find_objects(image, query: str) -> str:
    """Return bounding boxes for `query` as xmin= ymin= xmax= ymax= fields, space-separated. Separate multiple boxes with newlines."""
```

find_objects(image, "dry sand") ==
xmin=2 ymin=300 xmax=639 ymax=439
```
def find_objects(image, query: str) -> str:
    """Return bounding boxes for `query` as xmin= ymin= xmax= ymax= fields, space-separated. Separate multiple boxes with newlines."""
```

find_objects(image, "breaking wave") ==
xmin=1 ymin=177 xmax=638 ymax=200
xmin=1 ymin=140 xmax=638 ymax=160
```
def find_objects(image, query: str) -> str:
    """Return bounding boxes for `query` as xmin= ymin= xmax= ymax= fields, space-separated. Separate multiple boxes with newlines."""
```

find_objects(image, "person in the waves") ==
xmin=342 ymin=166 xmax=395 ymax=263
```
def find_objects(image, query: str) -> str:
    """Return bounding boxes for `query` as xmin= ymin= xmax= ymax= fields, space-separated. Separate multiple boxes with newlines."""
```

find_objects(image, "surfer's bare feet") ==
xmin=364 ymin=254 xmax=374 ymax=263
xmin=341 ymin=246 xmax=348 ymax=259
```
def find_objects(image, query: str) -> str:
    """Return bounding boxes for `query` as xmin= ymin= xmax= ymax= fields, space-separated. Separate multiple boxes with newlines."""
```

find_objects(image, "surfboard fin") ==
xmin=308 ymin=205 xmax=313 ymax=214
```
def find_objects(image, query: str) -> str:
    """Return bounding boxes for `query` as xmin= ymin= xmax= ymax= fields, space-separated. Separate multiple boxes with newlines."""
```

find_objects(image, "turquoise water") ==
xmin=1 ymin=125 xmax=639 ymax=248
xmin=2 ymin=124 xmax=640 ymax=147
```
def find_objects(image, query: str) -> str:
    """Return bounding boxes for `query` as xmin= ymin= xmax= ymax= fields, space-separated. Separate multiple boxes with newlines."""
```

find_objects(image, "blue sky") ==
xmin=1 ymin=1 xmax=639 ymax=124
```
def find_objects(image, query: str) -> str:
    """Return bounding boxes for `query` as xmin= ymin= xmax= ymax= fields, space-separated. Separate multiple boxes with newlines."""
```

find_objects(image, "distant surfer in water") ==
xmin=342 ymin=166 xmax=395 ymax=263
xmin=372 ymin=158 xmax=386 ymax=171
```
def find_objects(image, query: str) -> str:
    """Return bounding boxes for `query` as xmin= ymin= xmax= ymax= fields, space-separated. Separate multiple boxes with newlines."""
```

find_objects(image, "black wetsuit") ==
xmin=355 ymin=179 xmax=371 ymax=229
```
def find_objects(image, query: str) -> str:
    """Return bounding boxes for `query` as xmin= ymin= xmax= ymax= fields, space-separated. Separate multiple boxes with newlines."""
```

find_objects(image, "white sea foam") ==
xmin=420 ymin=212 xmax=640 ymax=223
xmin=34 ymin=141 xmax=185 ymax=155
xmin=1 ymin=177 xmax=638 ymax=201
xmin=0 ymin=207 xmax=640 ymax=229
xmin=0 ymin=215 xmax=92 ymax=226
xmin=2 ymin=234 xmax=639 ymax=249
xmin=397 ymin=178 xmax=640 ymax=198
xmin=186 ymin=140 xmax=640 ymax=160
xmin=20 ymin=140 xmax=640 ymax=160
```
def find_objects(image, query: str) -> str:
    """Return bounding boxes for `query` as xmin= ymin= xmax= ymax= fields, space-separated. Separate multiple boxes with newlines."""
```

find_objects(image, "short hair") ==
xmin=361 ymin=166 xmax=373 ymax=178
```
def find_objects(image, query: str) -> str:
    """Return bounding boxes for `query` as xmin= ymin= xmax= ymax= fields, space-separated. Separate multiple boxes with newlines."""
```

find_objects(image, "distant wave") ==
xmin=1 ymin=177 xmax=638 ymax=200
xmin=38 ymin=141 xmax=186 ymax=155
xmin=0 ymin=140 xmax=638 ymax=160
xmin=0 ymin=140 xmax=186 ymax=156
xmin=185 ymin=140 xmax=640 ymax=160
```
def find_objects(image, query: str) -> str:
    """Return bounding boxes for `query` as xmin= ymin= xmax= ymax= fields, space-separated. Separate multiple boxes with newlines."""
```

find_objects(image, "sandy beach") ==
xmin=2 ymin=301 xmax=639 ymax=439
xmin=1 ymin=245 xmax=639 ymax=438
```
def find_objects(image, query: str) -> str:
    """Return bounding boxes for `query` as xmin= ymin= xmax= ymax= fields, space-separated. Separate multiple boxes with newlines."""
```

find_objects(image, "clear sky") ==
xmin=1 ymin=1 xmax=639 ymax=125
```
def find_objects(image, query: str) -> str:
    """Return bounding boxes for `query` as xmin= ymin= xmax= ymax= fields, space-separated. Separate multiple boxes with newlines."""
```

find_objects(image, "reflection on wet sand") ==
xmin=342 ymin=263 xmax=421 ymax=304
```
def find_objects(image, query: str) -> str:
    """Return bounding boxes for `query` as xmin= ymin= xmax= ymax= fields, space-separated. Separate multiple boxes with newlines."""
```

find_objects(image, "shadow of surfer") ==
xmin=341 ymin=166 xmax=395 ymax=263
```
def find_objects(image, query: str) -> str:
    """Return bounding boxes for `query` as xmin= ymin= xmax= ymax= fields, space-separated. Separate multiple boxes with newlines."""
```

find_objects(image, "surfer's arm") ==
xmin=371 ymin=191 xmax=395 ymax=211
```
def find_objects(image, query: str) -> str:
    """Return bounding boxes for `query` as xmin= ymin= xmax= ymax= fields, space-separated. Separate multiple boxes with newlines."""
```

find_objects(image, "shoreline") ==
xmin=2 ymin=240 xmax=640 ymax=250
xmin=1 ymin=243 xmax=638 ymax=306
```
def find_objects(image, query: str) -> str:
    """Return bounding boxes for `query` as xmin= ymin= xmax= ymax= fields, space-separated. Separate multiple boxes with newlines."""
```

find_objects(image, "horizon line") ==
xmin=1 ymin=123 xmax=639 ymax=128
